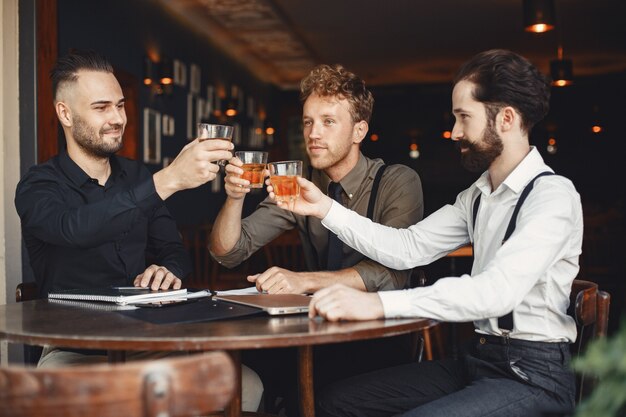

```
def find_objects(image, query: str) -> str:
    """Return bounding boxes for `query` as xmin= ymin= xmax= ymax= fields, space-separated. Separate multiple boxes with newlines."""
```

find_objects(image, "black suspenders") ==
xmin=367 ymin=164 xmax=388 ymax=220
xmin=471 ymin=171 xmax=555 ymax=330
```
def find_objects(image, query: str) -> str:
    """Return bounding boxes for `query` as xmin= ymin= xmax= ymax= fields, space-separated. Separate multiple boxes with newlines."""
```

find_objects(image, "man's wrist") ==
xmin=317 ymin=195 xmax=333 ymax=219
xmin=153 ymin=169 xmax=177 ymax=200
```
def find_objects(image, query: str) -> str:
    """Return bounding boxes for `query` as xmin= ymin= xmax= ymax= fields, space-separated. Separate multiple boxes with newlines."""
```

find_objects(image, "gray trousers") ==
xmin=317 ymin=335 xmax=575 ymax=417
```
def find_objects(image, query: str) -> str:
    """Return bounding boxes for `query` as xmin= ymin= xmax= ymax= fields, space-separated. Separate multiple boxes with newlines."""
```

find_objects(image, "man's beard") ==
xmin=72 ymin=114 xmax=124 ymax=158
xmin=457 ymin=120 xmax=503 ymax=173
xmin=307 ymin=138 xmax=353 ymax=171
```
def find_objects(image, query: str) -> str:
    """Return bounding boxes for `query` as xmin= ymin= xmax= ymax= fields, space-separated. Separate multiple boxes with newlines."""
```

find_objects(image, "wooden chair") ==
xmin=178 ymin=223 xmax=213 ymax=288
xmin=579 ymin=209 xmax=622 ymax=278
xmin=409 ymin=270 xmax=445 ymax=361
xmin=569 ymin=278 xmax=611 ymax=403
xmin=15 ymin=282 xmax=39 ymax=303
xmin=179 ymin=223 xmax=260 ymax=291
xmin=15 ymin=282 xmax=43 ymax=365
xmin=263 ymin=228 xmax=306 ymax=272
xmin=0 ymin=352 xmax=236 ymax=417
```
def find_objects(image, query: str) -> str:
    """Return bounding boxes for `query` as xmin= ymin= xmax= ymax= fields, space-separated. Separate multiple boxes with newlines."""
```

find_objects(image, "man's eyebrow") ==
xmin=452 ymin=107 xmax=470 ymax=114
xmin=90 ymin=98 xmax=126 ymax=106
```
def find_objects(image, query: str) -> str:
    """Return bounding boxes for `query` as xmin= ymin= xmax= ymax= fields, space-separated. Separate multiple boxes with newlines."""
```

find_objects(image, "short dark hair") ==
xmin=453 ymin=49 xmax=550 ymax=133
xmin=50 ymin=49 xmax=114 ymax=101
xmin=300 ymin=64 xmax=374 ymax=123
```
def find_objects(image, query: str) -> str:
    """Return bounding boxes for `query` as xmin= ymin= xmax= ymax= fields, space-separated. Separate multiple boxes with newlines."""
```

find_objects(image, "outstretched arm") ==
xmin=209 ymin=156 xmax=250 ymax=255
xmin=267 ymin=176 xmax=333 ymax=219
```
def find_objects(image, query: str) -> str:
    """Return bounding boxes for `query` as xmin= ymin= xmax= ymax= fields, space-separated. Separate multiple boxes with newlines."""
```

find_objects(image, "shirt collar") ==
xmin=318 ymin=152 xmax=368 ymax=198
xmin=502 ymin=147 xmax=553 ymax=194
xmin=59 ymin=151 xmax=126 ymax=187
xmin=475 ymin=147 xmax=552 ymax=196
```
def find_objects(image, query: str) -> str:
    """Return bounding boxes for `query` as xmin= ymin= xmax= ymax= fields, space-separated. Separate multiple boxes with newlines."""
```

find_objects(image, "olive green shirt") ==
xmin=211 ymin=153 xmax=423 ymax=291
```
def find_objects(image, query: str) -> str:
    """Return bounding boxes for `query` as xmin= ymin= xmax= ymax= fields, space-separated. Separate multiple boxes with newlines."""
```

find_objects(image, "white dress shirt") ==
xmin=322 ymin=148 xmax=583 ymax=342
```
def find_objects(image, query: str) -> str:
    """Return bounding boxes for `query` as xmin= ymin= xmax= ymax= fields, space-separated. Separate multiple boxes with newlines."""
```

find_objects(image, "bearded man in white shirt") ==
xmin=270 ymin=49 xmax=582 ymax=417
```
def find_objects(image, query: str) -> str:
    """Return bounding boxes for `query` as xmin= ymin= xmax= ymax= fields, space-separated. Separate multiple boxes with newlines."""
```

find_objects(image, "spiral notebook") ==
xmin=48 ymin=287 xmax=188 ymax=306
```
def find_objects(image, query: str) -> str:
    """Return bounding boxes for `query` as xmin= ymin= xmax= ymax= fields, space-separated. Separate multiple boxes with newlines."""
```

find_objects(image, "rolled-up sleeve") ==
xmin=210 ymin=198 xmax=297 ymax=268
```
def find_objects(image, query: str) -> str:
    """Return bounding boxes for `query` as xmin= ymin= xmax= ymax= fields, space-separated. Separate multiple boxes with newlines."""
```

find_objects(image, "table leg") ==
xmin=107 ymin=350 xmax=126 ymax=363
xmin=225 ymin=350 xmax=242 ymax=417
xmin=298 ymin=345 xmax=315 ymax=417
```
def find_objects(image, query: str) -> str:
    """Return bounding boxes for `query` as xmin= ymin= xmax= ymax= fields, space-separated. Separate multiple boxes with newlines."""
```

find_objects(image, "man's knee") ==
xmin=316 ymin=383 xmax=353 ymax=417
xmin=241 ymin=364 xmax=264 ymax=412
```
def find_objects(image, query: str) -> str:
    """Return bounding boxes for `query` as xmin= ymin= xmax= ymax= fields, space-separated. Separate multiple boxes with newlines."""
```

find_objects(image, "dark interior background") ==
xmin=34 ymin=0 xmax=626 ymax=333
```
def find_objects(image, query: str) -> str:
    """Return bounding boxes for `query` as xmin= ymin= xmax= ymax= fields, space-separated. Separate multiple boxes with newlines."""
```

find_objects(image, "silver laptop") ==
xmin=215 ymin=294 xmax=310 ymax=315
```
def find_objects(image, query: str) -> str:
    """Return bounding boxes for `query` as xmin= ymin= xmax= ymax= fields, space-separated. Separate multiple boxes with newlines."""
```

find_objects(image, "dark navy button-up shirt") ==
xmin=15 ymin=151 xmax=191 ymax=297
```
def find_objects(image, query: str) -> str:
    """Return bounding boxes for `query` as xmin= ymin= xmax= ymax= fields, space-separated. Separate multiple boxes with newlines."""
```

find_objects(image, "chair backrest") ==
xmin=15 ymin=282 xmax=43 ymax=365
xmin=0 ymin=352 xmax=235 ymax=417
xmin=579 ymin=209 xmax=622 ymax=277
xmin=178 ymin=223 xmax=213 ymax=288
xmin=263 ymin=228 xmax=306 ymax=272
xmin=16 ymin=282 xmax=39 ymax=302
xmin=569 ymin=278 xmax=611 ymax=403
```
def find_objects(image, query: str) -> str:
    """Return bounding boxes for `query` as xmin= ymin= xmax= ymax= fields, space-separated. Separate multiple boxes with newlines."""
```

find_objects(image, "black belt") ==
xmin=477 ymin=334 xmax=567 ymax=348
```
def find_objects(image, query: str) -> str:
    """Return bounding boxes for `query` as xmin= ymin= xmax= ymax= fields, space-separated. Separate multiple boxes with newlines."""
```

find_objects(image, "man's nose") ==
xmin=110 ymin=108 xmax=126 ymax=125
xmin=451 ymin=123 xmax=462 ymax=141
xmin=308 ymin=122 xmax=321 ymax=138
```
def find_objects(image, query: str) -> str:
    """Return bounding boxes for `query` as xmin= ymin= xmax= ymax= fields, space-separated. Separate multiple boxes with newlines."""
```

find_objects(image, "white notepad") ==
xmin=48 ymin=287 xmax=188 ymax=305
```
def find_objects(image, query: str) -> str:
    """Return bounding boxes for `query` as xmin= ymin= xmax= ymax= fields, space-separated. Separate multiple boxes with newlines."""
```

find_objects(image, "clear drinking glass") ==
xmin=235 ymin=151 xmax=268 ymax=188
xmin=268 ymin=160 xmax=303 ymax=202
xmin=197 ymin=123 xmax=234 ymax=166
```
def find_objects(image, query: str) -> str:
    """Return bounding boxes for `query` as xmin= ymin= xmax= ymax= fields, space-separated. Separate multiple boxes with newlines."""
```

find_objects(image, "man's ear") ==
xmin=353 ymin=120 xmax=368 ymax=144
xmin=55 ymin=101 xmax=73 ymax=128
xmin=499 ymin=106 xmax=517 ymax=133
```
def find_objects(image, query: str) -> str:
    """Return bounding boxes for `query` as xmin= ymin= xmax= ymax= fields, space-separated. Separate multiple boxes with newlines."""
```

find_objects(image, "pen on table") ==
xmin=111 ymin=286 xmax=151 ymax=290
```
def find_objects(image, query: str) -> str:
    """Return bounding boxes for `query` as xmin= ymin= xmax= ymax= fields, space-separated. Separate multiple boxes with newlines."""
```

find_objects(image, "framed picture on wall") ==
xmin=143 ymin=108 xmax=161 ymax=164
xmin=186 ymin=93 xmax=196 ymax=140
xmin=173 ymin=59 xmax=187 ymax=87
xmin=206 ymin=85 xmax=215 ymax=116
xmin=162 ymin=114 xmax=175 ymax=137
xmin=190 ymin=64 xmax=201 ymax=95
xmin=196 ymin=97 xmax=206 ymax=124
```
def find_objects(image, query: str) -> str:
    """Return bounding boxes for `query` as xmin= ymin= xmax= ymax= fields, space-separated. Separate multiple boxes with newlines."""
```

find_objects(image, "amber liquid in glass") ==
xmin=270 ymin=175 xmax=300 ymax=202
xmin=241 ymin=163 xmax=266 ymax=188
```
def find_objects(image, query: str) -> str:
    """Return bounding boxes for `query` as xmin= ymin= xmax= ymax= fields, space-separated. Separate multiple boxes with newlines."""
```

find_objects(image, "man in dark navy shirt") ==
xmin=16 ymin=151 xmax=194 ymax=296
xmin=16 ymin=50 xmax=233 ymax=296
xmin=14 ymin=50 xmax=264 ymax=411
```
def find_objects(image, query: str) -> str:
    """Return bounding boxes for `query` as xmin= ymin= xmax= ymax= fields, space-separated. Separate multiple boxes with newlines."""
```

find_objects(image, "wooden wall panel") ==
xmin=36 ymin=0 xmax=58 ymax=163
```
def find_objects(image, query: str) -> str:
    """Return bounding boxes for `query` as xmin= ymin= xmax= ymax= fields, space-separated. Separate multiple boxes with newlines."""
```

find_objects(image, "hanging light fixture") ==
xmin=143 ymin=57 xmax=155 ymax=86
xmin=224 ymin=85 xmax=239 ymax=117
xmin=523 ymin=0 xmax=556 ymax=33
xmin=159 ymin=57 xmax=174 ymax=86
xmin=550 ymin=46 xmax=574 ymax=87
xmin=409 ymin=143 xmax=420 ymax=159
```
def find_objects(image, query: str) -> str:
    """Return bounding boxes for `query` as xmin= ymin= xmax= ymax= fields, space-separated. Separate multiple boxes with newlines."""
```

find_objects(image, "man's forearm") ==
xmin=302 ymin=268 xmax=367 ymax=293
xmin=209 ymin=197 xmax=245 ymax=255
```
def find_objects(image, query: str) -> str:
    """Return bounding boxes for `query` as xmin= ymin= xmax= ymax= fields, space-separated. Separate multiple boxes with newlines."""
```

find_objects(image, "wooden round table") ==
xmin=0 ymin=299 xmax=436 ymax=417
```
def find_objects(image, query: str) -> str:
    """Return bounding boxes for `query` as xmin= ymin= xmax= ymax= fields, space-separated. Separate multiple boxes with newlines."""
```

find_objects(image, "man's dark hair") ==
xmin=300 ymin=64 xmax=374 ymax=123
xmin=50 ymin=49 xmax=114 ymax=101
xmin=453 ymin=49 xmax=551 ymax=133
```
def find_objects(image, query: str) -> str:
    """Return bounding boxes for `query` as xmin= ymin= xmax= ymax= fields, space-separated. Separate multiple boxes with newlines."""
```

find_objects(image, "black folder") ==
xmin=118 ymin=298 xmax=262 ymax=324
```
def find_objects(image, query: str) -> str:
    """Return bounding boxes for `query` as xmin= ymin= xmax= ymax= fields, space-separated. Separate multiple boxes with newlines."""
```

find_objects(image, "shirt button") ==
xmin=479 ymin=337 xmax=486 ymax=344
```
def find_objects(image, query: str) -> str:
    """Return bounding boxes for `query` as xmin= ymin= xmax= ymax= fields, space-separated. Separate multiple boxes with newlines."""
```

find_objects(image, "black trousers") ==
xmin=317 ymin=335 xmax=576 ymax=417
xmin=243 ymin=334 xmax=414 ymax=416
